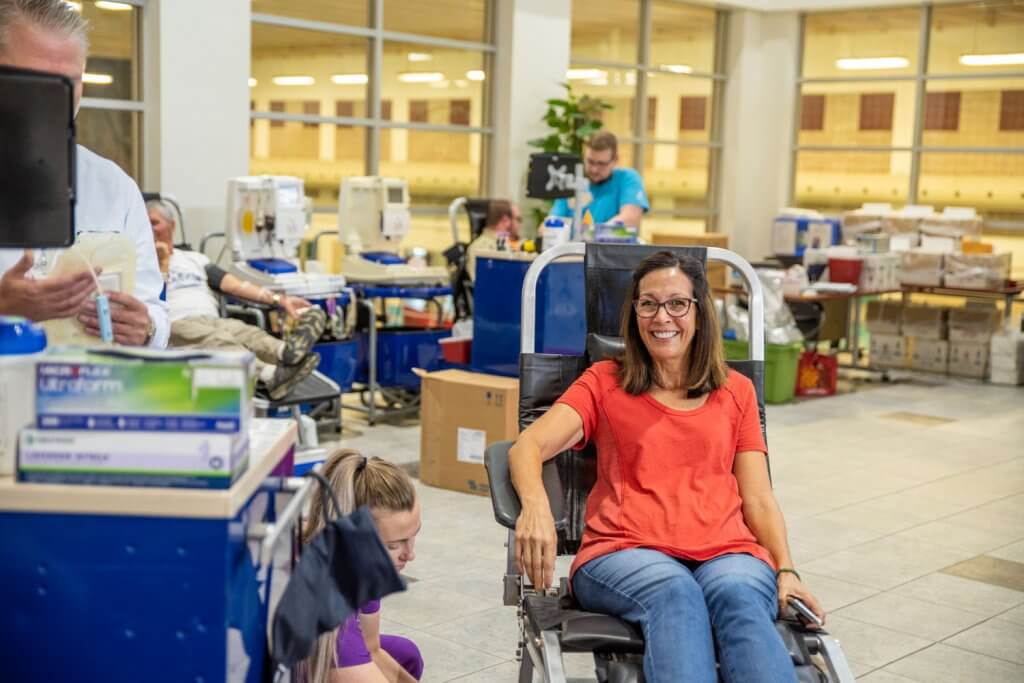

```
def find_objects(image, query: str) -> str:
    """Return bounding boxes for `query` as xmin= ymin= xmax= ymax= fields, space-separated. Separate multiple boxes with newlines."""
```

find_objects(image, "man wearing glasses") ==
xmin=551 ymin=130 xmax=649 ymax=227
xmin=466 ymin=199 xmax=522 ymax=281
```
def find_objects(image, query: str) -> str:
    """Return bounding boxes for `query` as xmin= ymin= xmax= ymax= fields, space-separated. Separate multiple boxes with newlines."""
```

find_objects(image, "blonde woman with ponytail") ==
xmin=299 ymin=449 xmax=423 ymax=683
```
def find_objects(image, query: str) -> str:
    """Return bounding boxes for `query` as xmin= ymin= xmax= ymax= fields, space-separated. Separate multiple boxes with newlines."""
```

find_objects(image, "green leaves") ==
xmin=528 ymin=83 xmax=614 ymax=155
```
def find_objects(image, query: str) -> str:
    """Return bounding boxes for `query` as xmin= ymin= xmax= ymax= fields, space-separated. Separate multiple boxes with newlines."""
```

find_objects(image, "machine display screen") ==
xmin=387 ymin=186 xmax=404 ymax=204
xmin=276 ymin=184 xmax=301 ymax=205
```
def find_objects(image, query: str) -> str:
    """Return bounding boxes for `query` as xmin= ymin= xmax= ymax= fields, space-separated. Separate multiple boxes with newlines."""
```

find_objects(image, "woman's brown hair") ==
xmin=617 ymin=250 xmax=728 ymax=396
xmin=299 ymin=449 xmax=416 ymax=683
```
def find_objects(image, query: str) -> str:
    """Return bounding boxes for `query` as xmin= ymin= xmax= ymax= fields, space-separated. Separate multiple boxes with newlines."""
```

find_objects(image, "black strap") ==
xmin=305 ymin=470 xmax=343 ymax=522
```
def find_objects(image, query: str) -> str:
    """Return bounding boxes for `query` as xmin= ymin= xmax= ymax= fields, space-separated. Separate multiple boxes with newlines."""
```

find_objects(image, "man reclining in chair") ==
xmin=148 ymin=200 xmax=325 ymax=400
xmin=510 ymin=251 xmax=825 ymax=683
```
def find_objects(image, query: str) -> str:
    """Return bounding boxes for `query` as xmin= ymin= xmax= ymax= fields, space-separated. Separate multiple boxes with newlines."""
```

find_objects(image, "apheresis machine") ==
xmin=338 ymin=176 xmax=448 ymax=285
xmin=225 ymin=175 xmax=346 ymax=300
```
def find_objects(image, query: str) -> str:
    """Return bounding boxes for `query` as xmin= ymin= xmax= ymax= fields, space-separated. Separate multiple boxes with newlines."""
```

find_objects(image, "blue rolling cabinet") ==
xmin=472 ymin=253 xmax=586 ymax=376
xmin=0 ymin=420 xmax=298 ymax=683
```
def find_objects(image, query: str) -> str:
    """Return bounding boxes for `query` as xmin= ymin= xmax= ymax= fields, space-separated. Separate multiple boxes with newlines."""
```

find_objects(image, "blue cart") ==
xmin=0 ymin=420 xmax=304 ymax=683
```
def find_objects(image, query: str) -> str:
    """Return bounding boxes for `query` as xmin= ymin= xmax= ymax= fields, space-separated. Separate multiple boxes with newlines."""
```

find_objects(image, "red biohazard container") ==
xmin=827 ymin=257 xmax=863 ymax=286
xmin=439 ymin=337 xmax=471 ymax=364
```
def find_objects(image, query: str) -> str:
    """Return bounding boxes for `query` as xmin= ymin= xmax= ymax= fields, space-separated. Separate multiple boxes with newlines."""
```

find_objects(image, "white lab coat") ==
xmin=0 ymin=145 xmax=169 ymax=348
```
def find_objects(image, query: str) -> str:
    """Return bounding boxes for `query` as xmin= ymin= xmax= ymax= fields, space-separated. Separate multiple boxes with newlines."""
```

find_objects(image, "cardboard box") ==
xmin=649 ymin=232 xmax=730 ymax=290
xmin=419 ymin=370 xmax=519 ymax=497
xmin=35 ymin=349 xmax=255 ymax=434
xmin=866 ymin=300 xmax=903 ymax=335
xmin=18 ymin=429 xmax=248 ymax=489
xmin=948 ymin=341 xmax=989 ymax=379
xmin=949 ymin=307 xmax=1002 ymax=343
xmin=869 ymin=333 xmax=908 ymax=369
xmin=943 ymin=252 xmax=1011 ymax=290
xmin=990 ymin=333 xmax=1024 ymax=385
xmin=859 ymin=253 xmax=900 ymax=292
xmin=899 ymin=250 xmax=944 ymax=287
xmin=902 ymin=305 xmax=949 ymax=340
xmin=909 ymin=337 xmax=949 ymax=374
xmin=856 ymin=233 xmax=890 ymax=254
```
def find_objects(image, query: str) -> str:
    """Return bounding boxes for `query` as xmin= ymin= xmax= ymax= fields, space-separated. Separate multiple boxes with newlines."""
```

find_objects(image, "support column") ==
xmin=145 ymin=0 xmax=250 ymax=248
xmin=489 ymin=0 xmax=572 ymax=224
xmin=718 ymin=10 xmax=800 ymax=261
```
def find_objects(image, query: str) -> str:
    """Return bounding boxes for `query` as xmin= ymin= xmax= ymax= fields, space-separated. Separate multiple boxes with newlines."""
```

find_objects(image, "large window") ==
xmin=570 ymin=0 xmax=726 ymax=236
xmin=75 ymin=0 xmax=145 ymax=181
xmin=794 ymin=2 xmax=1024 ymax=231
xmin=250 ymin=0 xmax=493 ymax=255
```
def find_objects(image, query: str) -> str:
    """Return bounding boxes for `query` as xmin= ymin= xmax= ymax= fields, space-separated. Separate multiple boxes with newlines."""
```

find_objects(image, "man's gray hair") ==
xmin=146 ymin=198 xmax=176 ymax=225
xmin=0 ymin=0 xmax=90 ymax=56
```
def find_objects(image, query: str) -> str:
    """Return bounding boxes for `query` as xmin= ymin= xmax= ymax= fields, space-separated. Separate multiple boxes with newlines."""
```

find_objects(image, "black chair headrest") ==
xmin=586 ymin=334 xmax=624 ymax=364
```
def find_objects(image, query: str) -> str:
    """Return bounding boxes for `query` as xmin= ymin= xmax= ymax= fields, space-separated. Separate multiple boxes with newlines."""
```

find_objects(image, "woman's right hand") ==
xmin=515 ymin=501 xmax=558 ymax=590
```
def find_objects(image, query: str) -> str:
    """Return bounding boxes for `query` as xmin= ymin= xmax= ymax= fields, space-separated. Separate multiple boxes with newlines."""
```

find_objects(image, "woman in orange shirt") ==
xmin=510 ymin=251 xmax=824 ymax=683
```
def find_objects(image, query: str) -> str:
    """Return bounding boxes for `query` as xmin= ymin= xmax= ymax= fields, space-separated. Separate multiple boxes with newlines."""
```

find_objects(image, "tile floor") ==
xmin=323 ymin=376 xmax=1024 ymax=681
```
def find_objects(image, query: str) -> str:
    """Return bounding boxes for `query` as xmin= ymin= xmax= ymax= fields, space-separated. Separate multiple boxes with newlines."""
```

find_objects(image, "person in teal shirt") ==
xmin=552 ymin=130 xmax=650 ymax=226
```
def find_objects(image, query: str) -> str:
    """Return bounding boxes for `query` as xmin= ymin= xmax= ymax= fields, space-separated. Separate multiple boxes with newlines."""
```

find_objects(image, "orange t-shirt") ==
xmin=557 ymin=361 xmax=774 ymax=579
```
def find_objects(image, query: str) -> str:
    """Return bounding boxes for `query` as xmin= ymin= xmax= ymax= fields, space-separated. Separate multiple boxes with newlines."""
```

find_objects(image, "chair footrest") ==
xmin=523 ymin=594 xmax=644 ymax=654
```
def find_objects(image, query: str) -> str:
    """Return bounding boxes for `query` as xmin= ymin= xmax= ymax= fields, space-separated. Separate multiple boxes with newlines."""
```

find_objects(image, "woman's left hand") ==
xmin=777 ymin=572 xmax=826 ymax=628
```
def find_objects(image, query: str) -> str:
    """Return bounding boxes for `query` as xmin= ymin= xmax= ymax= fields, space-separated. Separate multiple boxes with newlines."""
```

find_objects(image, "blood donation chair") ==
xmin=484 ymin=243 xmax=856 ymax=683
xmin=444 ymin=196 xmax=491 ymax=319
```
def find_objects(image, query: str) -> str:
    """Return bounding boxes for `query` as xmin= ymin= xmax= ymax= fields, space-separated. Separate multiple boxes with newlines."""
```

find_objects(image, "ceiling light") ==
xmin=95 ymin=1 xmax=133 ymax=10
xmin=835 ymin=57 xmax=909 ymax=70
xmin=248 ymin=78 xmax=257 ymax=88
xmin=407 ymin=52 xmax=433 ymax=62
xmin=272 ymin=75 xmax=314 ymax=86
xmin=82 ymin=72 xmax=113 ymax=85
xmin=331 ymin=73 xmax=368 ymax=85
xmin=661 ymin=64 xmax=692 ymax=74
xmin=566 ymin=68 xmax=606 ymax=80
xmin=398 ymin=71 xmax=445 ymax=83
xmin=454 ymin=79 xmax=468 ymax=88
xmin=959 ymin=53 xmax=1024 ymax=67
xmin=466 ymin=70 xmax=485 ymax=81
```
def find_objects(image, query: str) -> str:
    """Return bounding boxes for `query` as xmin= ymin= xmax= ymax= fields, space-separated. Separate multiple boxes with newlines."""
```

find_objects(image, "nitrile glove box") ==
xmin=17 ymin=428 xmax=249 ymax=489
xmin=35 ymin=349 xmax=255 ymax=434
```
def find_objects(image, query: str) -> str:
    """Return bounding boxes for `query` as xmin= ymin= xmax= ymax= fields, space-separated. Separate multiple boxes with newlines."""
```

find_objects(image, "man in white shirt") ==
xmin=0 ymin=0 xmax=167 ymax=347
xmin=149 ymin=201 xmax=326 ymax=401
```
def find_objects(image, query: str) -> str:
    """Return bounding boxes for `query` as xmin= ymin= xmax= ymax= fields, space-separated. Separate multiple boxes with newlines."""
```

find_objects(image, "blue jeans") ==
xmin=572 ymin=549 xmax=798 ymax=683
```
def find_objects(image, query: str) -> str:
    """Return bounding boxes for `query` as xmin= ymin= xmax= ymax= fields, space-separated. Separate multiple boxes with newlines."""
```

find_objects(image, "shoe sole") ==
xmin=268 ymin=352 xmax=321 ymax=401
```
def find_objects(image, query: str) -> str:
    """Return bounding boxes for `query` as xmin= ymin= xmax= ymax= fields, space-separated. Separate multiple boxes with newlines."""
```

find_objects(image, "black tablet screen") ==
xmin=0 ymin=66 xmax=76 ymax=248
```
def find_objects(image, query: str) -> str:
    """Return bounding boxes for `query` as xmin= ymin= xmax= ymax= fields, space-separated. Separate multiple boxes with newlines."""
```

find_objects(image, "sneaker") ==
xmin=280 ymin=307 xmax=327 ymax=366
xmin=266 ymin=352 xmax=321 ymax=401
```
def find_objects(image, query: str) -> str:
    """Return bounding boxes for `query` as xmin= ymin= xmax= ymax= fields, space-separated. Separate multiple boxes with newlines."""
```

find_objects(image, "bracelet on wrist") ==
xmin=776 ymin=567 xmax=801 ymax=581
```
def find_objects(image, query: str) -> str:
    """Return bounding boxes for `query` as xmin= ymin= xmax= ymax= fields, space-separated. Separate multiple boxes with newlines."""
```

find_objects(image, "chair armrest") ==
xmin=224 ymin=303 xmax=267 ymax=330
xmin=485 ymin=440 xmax=567 ymax=531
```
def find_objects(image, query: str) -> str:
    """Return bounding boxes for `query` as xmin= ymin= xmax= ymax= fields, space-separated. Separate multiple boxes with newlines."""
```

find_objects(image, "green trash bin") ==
xmin=721 ymin=339 xmax=802 ymax=404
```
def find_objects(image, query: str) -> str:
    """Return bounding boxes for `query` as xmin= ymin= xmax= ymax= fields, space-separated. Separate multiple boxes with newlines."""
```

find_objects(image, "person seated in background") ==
xmin=551 ymin=130 xmax=649 ymax=228
xmin=466 ymin=199 xmax=522 ymax=281
xmin=511 ymin=251 xmax=824 ymax=683
xmin=147 ymin=200 xmax=325 ymax=400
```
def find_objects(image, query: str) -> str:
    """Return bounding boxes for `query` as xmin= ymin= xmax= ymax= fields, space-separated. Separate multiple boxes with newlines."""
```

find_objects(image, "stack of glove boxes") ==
xmin=18 ymin=349 xmax=255 ymax=489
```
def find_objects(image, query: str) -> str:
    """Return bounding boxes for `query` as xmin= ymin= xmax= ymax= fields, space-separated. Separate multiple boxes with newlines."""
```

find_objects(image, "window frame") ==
xmin=249 ymin=2 xmax=496 ymax=216
xmin=569 ymin=1 xmax=728 ymax=230
xmin=77 ymin=0 xmax=147 ymax=182
xmin=790 ymin=4 xmax=1024 ymax=233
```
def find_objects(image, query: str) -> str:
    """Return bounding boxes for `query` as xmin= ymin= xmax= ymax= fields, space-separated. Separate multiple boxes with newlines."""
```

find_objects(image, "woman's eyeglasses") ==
xmin=634 ymin=297 xmax=697 ymax=318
